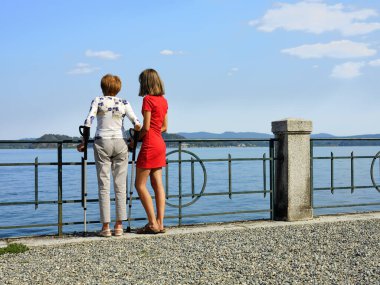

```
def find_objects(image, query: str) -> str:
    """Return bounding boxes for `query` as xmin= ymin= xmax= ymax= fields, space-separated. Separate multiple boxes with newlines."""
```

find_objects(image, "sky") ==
xmin=1 ymin=0 xmax=380 ymax=139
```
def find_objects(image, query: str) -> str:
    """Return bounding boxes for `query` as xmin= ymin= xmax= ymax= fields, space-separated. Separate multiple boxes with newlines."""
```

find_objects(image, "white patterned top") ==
xmin=84 ymin=96 xmax=141 ymax=139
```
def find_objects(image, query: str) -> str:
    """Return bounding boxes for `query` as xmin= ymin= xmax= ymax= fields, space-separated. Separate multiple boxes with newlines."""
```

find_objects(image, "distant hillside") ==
xmin=176 ymin=132 xmax=272 ymax=147
xmin=311 ymin=133 xmax=336 ymax=138
xmin=162 ymin=133 xmax=186 ymax=140
xmin=3 ymin=132 xmax=380 ymax=149
xmin=39 ymin=134 xmax=76 ymax=141
xmin=176 ymin=132 xmax=380 ymax=146
xmin=178 ymin=131 xmax=341 ymax=139
xmin=0 ymin=133 xmax=185 ymax=149
xmin=311 ymin=133 xmax=380 ymax=146
xmin=162 ymin=133 xmax=186 ymax=147
xmin=178 ymin=131 xmax=272 ymax=139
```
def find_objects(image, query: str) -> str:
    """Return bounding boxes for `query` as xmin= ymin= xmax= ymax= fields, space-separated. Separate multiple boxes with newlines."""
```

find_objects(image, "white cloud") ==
xmin=160 ymin=49 xmax=184 ymax=56
xmin=160 ymin=49 xmax=174 ymax=55
xmin=282 ymin=40 xmax=376 ymax=59
xmin=67 ymin=63 xmax=100 ymax=75
xmin=85 ymin=49 xmax=121 ymax=60
xmin=251 ymin=1 xmax=380 ymax=36
xmin=369 ymin=58 xmax=380 ymax=66
xmin=227 ymin=67 xmax=239 ymax=76
xmin=330 ymin=61 xmax=365 ymax=79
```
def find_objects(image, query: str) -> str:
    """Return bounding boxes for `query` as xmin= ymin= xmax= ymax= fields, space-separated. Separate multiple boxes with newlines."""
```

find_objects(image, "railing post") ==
xmin=269 ymin=140 xmax=275 ymax=220
xmin=272 ymin=118 xmax=313 ymax=221
xmin=178 ymin=142 xmax=182 ymax=226
xmin=57 ymin=142 xmax=63 ymax=236
xmin=34 ymin=157 xmax=39 ymax=210
xmin=228 ymin=154 xmax=232 ymax=199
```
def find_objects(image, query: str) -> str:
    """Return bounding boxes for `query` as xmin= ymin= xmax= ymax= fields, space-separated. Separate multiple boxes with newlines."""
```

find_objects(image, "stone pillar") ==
xmin=271 ymin=118 xmax=313 ymax=221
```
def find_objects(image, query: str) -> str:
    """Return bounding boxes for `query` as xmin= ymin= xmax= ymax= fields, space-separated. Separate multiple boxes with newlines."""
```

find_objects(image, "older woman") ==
xmin=78 ymin=74 xmax=141 ymax=237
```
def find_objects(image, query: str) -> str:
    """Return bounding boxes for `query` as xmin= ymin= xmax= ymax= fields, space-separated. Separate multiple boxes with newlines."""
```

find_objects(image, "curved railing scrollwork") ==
xmin=165 ymin=149 xmax=207 ymax=208
xmin=370 ymin=151 xmax=380 ymax=193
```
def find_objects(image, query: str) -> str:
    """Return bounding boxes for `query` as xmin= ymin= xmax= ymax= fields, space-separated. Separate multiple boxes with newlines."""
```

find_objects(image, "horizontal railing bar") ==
xmin=0 ymin=138 xmax=277 ymax=144
xmin=61 ymin=218 xmax=148 ymax=226
xmin=167 ymin=190 xmax=272 ymax=199
xmin=0 ymin=162 xmax=80 ymax=166
xmin=167 ymin=157 xmax=277 ymax=163
xmin=0 ymin=200 xmax=63 ymax=206
xmin=165 ymin=139 xmax=277 ymax=143
xmin=0 ymin=199 xmax=103 ymax=206
xmin=0 ymin=161 xmax=146 ymax=167
xmin=0 ymin=158 xmax=278 ymax=167
xmin=180 ymin=209 xmax=271 ymax=218
xmin=0 ymin=197 xmax=145 ymax=206
xmin=311 ymin=138 xmax=380 ymax=141
xmin=312 ymin=155 xmax=377 ymax=160
xmin=313 ymin=186 xmax=375 ymax=191
xmin=137 ymin=190 xmax=272 ymax=199
xmin=0 ymin=223 xmax=58 ymax=230
xmin=314 ymin=202 xmax=380 ymax=209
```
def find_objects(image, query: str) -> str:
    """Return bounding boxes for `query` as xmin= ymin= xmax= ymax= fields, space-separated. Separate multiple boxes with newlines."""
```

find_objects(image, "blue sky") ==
xmin=1 ymin=0 xmax=380 ymax=139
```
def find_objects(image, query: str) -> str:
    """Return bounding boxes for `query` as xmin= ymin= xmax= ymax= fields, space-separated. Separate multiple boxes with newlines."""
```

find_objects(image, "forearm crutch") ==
xmin=127 ymin=129 xmax=140 ymax=232
xmin=79 ymin=125 xmax=90 ymax=235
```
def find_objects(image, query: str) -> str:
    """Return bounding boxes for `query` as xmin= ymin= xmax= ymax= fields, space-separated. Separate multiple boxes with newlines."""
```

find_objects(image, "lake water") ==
xmin=1 ymin=146 xmax=380 ymax=238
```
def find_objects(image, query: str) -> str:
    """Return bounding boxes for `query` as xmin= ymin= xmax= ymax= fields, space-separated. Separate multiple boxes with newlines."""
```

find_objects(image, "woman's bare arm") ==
xmin=138 ymin=110 xmax=151 ymax=140
xmin=161 ymin=114 xmax=168 ymax=133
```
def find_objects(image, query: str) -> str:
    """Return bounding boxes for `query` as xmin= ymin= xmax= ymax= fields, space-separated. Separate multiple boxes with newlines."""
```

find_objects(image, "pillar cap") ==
xmin=272 ymin=118 xmax=312 ymax=134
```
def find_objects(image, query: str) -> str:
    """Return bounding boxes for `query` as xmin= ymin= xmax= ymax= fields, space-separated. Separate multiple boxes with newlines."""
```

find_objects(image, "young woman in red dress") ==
xmin=135 ymin=69 xmax=168 ymax=234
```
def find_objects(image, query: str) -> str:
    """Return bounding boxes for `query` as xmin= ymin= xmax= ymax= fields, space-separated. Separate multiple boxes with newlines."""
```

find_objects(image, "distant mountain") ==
xmin=311 ymin=133 xmax=380 ymax=139
xmin=175 ymin=132 xmax=380 ymax=146
xmin=19 ymin=137 xmax=38 ymax=140
xmin=178 ymin=131 xmax=344 ymax=139
xmin=162 ymin=133 xmax=186 ymax=140
xmin=178 ymin=132 xmax=272 ymax=139
xmin=178 ymin=131 xmax=380 ymax=140
xmin=3 ymin=132 xmax=380 ymax=149
xmin=39 ymin=134 xmax=77 ymax=141
xmin=311 ymin=133 xmax=336 ymax=138
xmin=344 ymin=134 xmax=380 ymax=139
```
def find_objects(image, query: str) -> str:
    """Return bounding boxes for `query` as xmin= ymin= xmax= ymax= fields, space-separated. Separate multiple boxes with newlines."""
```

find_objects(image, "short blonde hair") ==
xmin=138 ymin=69 xmax=165 ymax=97
xmin=100 ymin=74 xmax=122 ymax=96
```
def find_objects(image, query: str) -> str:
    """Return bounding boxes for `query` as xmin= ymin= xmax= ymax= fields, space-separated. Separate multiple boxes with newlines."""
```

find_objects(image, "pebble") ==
xmin=0 ymin=219 xmax=379 ymax=284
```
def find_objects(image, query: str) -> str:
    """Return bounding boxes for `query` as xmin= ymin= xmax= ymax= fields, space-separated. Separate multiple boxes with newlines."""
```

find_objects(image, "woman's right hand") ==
xmin=77 ymin=143 xmax=85 ymax=152
xmin=134 ymin=124 xmax=141 ymax=131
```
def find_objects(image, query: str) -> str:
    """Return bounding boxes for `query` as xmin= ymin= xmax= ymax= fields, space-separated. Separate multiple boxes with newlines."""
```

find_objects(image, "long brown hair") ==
xmin=138 ymin=69 xmax=165 ymax=97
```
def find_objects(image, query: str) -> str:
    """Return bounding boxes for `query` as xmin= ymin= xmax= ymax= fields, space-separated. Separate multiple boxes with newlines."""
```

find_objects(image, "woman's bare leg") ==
xmin=114 ymin=220 xmax=122 ymax=230
xmin=150 ymin=168 xmax=165 ymax=231
xmin=135 ymin=167 xmax=159 ymax=229
xmin=102 ymin=223 xmax=110 ymax=231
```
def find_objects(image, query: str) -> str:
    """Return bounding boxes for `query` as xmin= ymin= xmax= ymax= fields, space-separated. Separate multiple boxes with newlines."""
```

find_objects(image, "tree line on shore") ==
xmin=1 ymin=133 xmax=380 ymax=149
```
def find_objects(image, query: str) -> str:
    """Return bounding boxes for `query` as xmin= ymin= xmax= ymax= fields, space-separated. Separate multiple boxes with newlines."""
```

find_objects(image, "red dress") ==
xmin=136 ymin=95 xmax=168 ymax=169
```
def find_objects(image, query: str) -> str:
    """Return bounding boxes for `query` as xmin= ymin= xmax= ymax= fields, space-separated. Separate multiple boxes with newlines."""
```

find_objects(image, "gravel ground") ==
xmin=0 ymin=219 xmax=379 ymax=285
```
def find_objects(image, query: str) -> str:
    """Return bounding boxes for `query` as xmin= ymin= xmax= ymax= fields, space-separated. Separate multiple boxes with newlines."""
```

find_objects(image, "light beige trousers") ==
xmin=94 ymin=138 xmax=129 ymax=223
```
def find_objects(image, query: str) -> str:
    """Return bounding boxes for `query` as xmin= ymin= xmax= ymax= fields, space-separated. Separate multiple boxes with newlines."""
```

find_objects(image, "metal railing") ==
xmin=0 ymin=138 xmax=276 ymax=238
xmin=310 ymin=138 xmax=380 ymax=213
